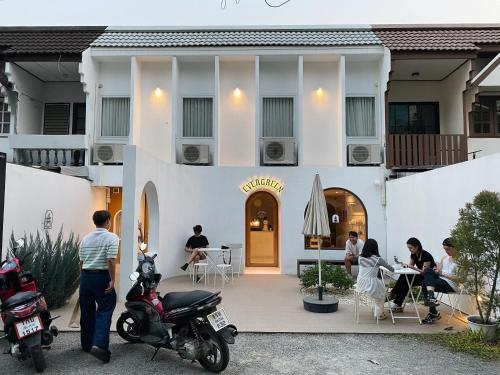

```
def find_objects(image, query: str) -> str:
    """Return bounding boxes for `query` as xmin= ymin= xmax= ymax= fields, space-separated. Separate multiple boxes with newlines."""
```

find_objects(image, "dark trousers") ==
xmin=392 ymin=274 xmax=423 ymax=306
xmin=79 ymin=271 xmax=116 ymax=351
xmin=421 ymin=268 xmax=455 ymax=298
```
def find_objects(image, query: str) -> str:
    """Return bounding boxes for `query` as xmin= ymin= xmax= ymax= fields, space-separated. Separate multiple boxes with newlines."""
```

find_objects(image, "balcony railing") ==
xmin=386 ymin=134 xmax=467 ymax=169
xmin=9 ymin=134 xmax=88 ymax=167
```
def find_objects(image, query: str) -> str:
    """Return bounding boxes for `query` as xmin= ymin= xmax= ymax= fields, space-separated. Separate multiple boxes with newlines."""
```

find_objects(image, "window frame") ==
xmin=0 ymin=97 xmax=11 ymax=135
xmin=388 ymin=101 xmax=440 ymax=135
xmin=97 ymin=95 xmax=131 ymax=143
xmin=469 ymin=96 xmax=500 ymax=138
xmin=345 ymin=95 xmax=378 ymax=139
xmin=181 ymin=96 xmax=215 ymax=139
xmin=260 ymin=95 xmax=296 ymax=139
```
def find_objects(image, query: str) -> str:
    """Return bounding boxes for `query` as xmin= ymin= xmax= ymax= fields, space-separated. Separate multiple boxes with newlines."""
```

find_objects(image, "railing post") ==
xmin=53 ymin=149 xmax=59 ymax=166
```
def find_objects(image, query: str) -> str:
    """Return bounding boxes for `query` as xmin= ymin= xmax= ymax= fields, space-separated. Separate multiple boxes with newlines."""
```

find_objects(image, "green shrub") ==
xmin=9 ymin=229 xmax=80 ymax=309
xmin=300 ymin=262 xmax=353 ymax=290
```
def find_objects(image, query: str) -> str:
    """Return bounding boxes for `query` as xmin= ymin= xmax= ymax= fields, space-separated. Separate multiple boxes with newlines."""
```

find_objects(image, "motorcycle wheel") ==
xmin=30 ymin=347 xmax=47 ymax=373
xmin=197 ymin=325 xmax=230 ymax=373
xmin=117 ymin=312 xmax=141 ymax=343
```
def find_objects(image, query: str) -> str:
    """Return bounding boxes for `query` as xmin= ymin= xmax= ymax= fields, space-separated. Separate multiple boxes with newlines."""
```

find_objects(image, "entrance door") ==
xmin=245 ymin=191 xmax=279 ymax=267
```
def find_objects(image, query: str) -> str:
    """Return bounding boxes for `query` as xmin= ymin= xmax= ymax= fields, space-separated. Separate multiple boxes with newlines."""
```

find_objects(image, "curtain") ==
xmin=346 ymin=97 xmax=375 ymax=137
xmin=183 ymin=97 xmax=213 ymax=137
xmin=101 ymin=97 xmax=130 ymax=137
xmin=262 ymin=97 xmax=294 ymax=137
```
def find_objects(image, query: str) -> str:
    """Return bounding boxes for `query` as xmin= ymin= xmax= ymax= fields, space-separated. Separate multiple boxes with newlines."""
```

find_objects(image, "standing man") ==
xmin=79 ymin=210 xmax=119 ymax=363
xmin=344 ymin=231 xmax=364 ymax=277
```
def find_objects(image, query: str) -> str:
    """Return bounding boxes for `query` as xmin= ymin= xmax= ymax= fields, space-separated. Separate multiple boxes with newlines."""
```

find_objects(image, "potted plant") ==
xmin=451 ymin=191 xmax=500 ymax=340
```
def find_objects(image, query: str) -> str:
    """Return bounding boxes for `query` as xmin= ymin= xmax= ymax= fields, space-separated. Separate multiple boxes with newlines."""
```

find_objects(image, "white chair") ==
xmin=353 ymin=286 xmax=381 ymax=325
xmin=214 ymin=263 xmax=233 ymax=289
xmin=193 ymin=261 xmax=209 ymax=286
xmin=222 ymin=243 xmax=243 ymax=277
xmin=436 ymin=284 xmax=468 ymax=323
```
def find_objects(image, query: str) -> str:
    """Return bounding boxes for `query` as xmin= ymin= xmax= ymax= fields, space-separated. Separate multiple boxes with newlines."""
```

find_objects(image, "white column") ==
xmin=130 ymin=56 xmax=142 ymax=146
xmin=337 ymin=56 xmax=346 ymax=166
xmin=254 ymin=56 xmax=260 ymax=166
xmin=171 ymin=57 xmax=179 ymax=163
xmin=297 ymin=55 xmax=304 ymax=166
xmin=214 ymin=55 xmax=220 ymax=166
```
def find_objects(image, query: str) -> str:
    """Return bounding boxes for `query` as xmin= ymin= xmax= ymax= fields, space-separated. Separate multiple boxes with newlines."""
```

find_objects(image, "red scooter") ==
xmin=0 ymin=239 xmax=59 ymax=373
xmin=117 ymin=244 xmax=237 ymax=373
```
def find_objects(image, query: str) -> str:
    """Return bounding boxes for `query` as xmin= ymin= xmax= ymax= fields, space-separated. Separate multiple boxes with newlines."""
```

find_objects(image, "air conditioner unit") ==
xmin=93 ymin=144 xmax=124 ymax=164
xmin=348 ymin=144 xmax=382 ymax=165
xmin=262 ymin=138 xmax=296 ymax=165
xmin=181 ymin=144 xmax=210 ymax=165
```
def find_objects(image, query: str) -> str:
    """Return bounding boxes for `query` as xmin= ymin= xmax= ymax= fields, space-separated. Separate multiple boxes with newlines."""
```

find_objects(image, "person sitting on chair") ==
xmin=356 ymin=238 xmax=394 ymax=320
xmin=420 ymin=237 xmax=460 ymax=324
xmin=344 ymin=231 xmax=364 ymax=277
xmin=180 ymin=225 xmax=209 ymax=278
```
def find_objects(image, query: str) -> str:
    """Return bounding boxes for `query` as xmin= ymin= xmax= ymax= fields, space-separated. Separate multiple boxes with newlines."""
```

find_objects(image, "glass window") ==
xmin=470 ymin=96 xmax=500 ymax=137
xmin=262 ymin=97 xmax=294 ymax=137
xmin=389 ymin=103 xmax=440 ymax=134
xmin=101 ymin=97 xmax=130 ymax=137
xmin=43 ymin=103 xmax=70 ymax=135
xmin=473 ymin=101 xmax=491 ymax=135
xmin=346 ymin=97 xmax=375 ymax=137
xmin=72 ymin=103 xmax=86 ymax=135
xmin=0 ymin=99 xmax=10 ymax=134
xmin=182 ymin=97 xmax=213 ymax=137
xmin=305 ymin=188 xmax=367 ymax=250
xmin=496 ymin=100 xmax=500 ymax=134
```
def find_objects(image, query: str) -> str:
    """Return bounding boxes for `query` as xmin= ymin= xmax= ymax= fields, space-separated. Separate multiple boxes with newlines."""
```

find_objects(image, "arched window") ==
xmin=304 ymin=188 xmax=367 ymax=249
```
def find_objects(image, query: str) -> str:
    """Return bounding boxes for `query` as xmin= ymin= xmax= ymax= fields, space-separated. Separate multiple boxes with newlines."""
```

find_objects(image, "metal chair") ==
xmin=222 ymin=243 xmax=243 ymax=277
xmin=193 ymin=261 xmax=209 ymax=286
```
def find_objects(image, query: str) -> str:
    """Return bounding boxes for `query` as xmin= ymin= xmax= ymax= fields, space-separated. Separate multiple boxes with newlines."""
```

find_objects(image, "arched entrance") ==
xmin=245 ymin=191 xmax=279 ymax=267
xmin=139 ymin=181 xmax=159 ymax=254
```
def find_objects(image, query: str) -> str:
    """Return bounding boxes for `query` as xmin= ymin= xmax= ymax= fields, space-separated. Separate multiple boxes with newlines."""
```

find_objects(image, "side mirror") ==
xmin=14 ymin=239 xmax=25 ymax=249
xmin=129 ymin=272 xmax=140 ymax=282
xmin=140 ymin=243 xmax=148 ymax=251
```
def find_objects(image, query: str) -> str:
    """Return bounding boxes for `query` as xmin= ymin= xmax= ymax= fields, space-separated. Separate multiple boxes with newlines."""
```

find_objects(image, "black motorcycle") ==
xmin=116 ymin=245 xmax=237 ymax=373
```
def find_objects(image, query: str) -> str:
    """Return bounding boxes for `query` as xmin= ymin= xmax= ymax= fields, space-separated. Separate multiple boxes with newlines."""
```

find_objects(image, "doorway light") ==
xmin=154 ymin=87 xmax=162 ymax=97
xmin=234 ymin=87 xmax=241 ymax=98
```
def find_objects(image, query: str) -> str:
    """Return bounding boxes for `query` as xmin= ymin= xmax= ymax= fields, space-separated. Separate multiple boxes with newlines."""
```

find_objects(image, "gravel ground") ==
xmin=0 ymin=332 xmax=497 ymax=375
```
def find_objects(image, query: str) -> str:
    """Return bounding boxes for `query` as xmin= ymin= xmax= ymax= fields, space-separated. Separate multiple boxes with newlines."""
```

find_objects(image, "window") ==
xmin=101 ymin=97 xmax=130 ymax=137
xmin=262 ymin=97 xmax=294 ymax=137
xmin=389 ymin=102 xmax=439 ymax=134
xmin=72 ymin=103 xmax=86 ymax=135
xmin=0 ymin=98 xmax=10 ymax=134
xmin=304 ymin=188 xmax=367 ymax=250
xmin=470 ymin=96 xmax=500 ymax=137
xmin=346 ymin=97 xmax=375 ymax=137
xmin=43 ymin=103 xmax=70 ymax=135
xmin=182 ymin=97 xmax=213 ymax=137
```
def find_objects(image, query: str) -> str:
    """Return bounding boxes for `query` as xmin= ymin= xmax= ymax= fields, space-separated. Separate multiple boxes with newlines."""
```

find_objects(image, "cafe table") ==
xmin=196 ymin=247 xmax=232 ymax=284
xmin=380 ymin=266 xmax=422 ymax=324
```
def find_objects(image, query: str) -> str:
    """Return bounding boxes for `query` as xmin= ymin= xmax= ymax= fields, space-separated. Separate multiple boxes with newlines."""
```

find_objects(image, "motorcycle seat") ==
xmin=3 ymin=291 xmax=39 ymax=309
xmin=162 ymin=290 xmax=215 ymax=310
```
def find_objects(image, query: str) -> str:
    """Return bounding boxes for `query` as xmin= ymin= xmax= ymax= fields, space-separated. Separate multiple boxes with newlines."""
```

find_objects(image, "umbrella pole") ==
xmin=317 ymin=236 xmax=323 ymax=301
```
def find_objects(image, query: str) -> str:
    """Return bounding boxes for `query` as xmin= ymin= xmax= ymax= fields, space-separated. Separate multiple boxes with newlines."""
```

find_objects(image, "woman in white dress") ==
xmin=356 ymin=238 xmax=394 ymax=320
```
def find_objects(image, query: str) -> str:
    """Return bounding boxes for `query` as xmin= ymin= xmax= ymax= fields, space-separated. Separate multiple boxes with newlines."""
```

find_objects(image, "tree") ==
xmin=451 ymin=191 xmax=500 ymax=325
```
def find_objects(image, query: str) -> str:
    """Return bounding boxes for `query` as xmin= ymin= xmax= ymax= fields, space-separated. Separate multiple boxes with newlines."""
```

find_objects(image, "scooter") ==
xmin=0 ymin=239 xmax=59 ymax=373
xmin=117 ymin=244 xmax=237 ymax=373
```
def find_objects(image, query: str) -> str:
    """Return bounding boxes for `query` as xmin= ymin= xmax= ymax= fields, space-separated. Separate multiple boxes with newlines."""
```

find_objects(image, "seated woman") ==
xmin=356 ymin=238 xmax=394 ymax=320
xmin=420 ymin=237 xmax=460 ymax=324
xmin=389 ymin=237 xmax=436 ymax=312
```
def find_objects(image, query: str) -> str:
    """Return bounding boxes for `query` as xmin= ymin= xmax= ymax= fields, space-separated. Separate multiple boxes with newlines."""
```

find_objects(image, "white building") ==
xmin=1 ymin=25 xmax=500 ymax=300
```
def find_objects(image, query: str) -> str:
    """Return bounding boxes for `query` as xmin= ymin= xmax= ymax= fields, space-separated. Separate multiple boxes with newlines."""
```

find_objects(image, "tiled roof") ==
xmin=91 ymin=30 xmax=381 ymax=48
xmin=0 ymin=27 xmax=106 ymax=56
xmin=373 ymin=27 xmax=500 ymax=51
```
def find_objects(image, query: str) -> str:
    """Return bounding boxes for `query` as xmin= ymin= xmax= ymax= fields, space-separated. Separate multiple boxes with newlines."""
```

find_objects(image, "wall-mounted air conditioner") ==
xmin=93 ymin=144 xmax=124 ymax=164
xmin=262 ymin=138 xmax=296 ymax=165
xmin=348 ymin=144 xmax=382 ymax=165
xmin=181 ymin=144 xmax=210 ymax=165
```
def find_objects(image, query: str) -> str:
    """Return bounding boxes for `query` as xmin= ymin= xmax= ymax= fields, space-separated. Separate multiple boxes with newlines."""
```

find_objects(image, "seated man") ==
xmin=421 ymin=238 xmax=459 ymax=324
xmin=180 ymin=225 xmax=209 ymax=279
xmin=344 ymin=231 xmax=364 ymax=277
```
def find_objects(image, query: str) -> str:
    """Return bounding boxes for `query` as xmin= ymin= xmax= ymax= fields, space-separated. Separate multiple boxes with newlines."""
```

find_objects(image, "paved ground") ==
xmin=0 ymin=333 xmax=497 ymax=374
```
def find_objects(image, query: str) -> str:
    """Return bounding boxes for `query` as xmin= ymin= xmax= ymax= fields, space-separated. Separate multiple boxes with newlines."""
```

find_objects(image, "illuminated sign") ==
xmin=240 ymin=177 xmax=284 ymax=195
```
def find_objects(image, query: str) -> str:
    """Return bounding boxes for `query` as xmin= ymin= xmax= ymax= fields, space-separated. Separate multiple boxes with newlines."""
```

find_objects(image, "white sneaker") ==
xmin=390 ymin=302 xmax=404 ymax=312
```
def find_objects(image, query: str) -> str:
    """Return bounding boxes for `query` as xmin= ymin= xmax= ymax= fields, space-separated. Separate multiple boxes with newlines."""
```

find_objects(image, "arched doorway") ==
xmin=245 ymin=191 xmax=279 ymax=267
xmin=139 ymin=181 xmax=159 ymax=254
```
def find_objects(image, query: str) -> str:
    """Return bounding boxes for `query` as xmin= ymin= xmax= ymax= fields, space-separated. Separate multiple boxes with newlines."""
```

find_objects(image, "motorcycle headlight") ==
xmin=141 ymin=262 xmax=153 ymax=274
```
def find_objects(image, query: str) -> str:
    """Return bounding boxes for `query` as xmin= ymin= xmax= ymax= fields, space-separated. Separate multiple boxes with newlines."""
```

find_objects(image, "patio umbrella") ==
xmin=302 ymin=174 xmax=331 ymax=300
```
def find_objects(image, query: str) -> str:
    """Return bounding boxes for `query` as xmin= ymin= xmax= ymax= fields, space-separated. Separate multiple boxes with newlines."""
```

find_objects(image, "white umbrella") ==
xmin=302 ymin=174 xmax=331 ymax=300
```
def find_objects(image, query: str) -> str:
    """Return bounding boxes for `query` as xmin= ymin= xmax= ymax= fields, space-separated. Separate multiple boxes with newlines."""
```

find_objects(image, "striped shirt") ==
xmin=79 ymin=228 xmax=119 ymax=270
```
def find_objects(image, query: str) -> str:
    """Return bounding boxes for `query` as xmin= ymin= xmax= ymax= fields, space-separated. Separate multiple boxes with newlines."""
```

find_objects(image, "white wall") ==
xmin=468 ymin=138 xmax=500 ymax=159
xmin=259 ymin=59 xmax=298 ymax=95
xmin=219 ymin=60 xmax=256 ymax=166
xmin=386 ymin=153 xmax=500 ymax=313
xmin=2 ymin=164 xmax=107 ymax=259
xmin=302 ymin=61 xmax=339 ymax=166
xmin=98 ymin=61 xmax=131 ymax=96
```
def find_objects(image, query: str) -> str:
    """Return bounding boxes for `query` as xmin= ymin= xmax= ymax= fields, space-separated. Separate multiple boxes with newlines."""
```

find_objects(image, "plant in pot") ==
xmin=451 ymin=190 xmax=500 ymax=341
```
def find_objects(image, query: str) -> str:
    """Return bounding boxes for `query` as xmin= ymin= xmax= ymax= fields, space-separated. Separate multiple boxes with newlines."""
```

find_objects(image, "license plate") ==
xmin=207 ymin=308 xmax=230 ymax=331
xmin=15 ymin=315 xmax=43 ymax=339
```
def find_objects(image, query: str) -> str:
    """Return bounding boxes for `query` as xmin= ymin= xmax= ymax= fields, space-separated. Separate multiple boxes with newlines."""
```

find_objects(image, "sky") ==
xmin=0 ymin=0 xmax=500 ymax=27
